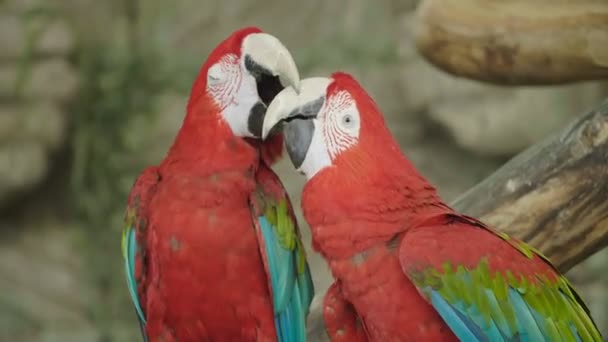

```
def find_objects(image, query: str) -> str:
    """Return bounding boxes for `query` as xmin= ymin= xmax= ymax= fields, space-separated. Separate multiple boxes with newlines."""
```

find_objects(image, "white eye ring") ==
xmin=341 ymin=113 xmax=356 ymax=129
xmin=207 ymin=64 xmax=223 ymax=83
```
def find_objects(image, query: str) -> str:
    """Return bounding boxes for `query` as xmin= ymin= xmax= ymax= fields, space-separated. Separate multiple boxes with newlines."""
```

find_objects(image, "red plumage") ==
xmin=323 ymin=281 xmax=368 ymax=342
xmin=125 ymin=27 xmax=288 ymax=341
xmin=299 ymin=73 xmax=592 ymax=341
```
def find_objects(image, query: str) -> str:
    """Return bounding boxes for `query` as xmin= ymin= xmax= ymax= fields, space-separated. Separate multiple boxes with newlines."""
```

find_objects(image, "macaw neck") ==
xmin=301 ymin=155 xmax=451 ymax=259
xmin=160 ymin=96 xmax=259 ymax=176
xmin=245 ymin=133 xmax=284 ymax=167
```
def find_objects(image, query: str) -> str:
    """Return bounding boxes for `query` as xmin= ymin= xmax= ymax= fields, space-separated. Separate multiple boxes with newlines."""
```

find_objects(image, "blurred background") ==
xmin=0 ymin=0 xmax=606 ymax=341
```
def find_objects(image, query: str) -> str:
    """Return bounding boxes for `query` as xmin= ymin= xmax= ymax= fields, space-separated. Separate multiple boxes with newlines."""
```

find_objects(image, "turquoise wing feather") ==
xmin=400 ymin=215 xmax=602 ymax=342
xmin=257 ymin=199 xmax=314 ymax=342
xmin=412 ymin=262 xmax=599 ymax=342
xmin=121 ymin=208 xmax=148 ymax=342
xmin=121 ymin=167 xmax=158 ymax=341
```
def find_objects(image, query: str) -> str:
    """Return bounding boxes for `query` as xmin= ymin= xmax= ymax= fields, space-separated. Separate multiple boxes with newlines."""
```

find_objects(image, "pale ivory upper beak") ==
xmin=242 ymin=33 xmax=300 ymax=92
xmin=261 ymin=77 xmax=332 ymax=139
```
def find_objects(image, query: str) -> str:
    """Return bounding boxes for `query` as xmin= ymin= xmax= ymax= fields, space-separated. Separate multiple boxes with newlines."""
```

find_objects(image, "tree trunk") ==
xmin=307 ymin=98 xmax=608 ymax=340
xmin=414 ymin=0 xmax=608 ymax=85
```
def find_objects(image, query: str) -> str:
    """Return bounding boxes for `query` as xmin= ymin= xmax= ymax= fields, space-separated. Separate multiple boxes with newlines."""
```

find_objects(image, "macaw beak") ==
xmin=242 ymin=33 xmax=300 ymax=92
xmin=262 ymin=77 xmax=331 ymax=168
xmin=240 ymin=33 xmax=300 ymax=137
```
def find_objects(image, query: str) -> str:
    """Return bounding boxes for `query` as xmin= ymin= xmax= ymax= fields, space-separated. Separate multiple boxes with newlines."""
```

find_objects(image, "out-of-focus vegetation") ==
xmin=70 ymin=39 xmax=166 ymax=342
xmin=65 ymin=3 xmax=195 ymax=339
xmin=0 ymin=0 xmax=606 ymax=341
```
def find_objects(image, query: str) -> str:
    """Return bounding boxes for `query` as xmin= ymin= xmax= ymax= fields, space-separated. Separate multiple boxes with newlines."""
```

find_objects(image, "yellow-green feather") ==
xmin=258 ymin=196 xmax=314 ymax=342
xmin=498 ymin=231 xmax=601 ymax=341
xmin=264 ymin=199 xmax=304 ymax=273
xmin=411 ymin=258 xmax=602 ymax=341
xmin=121 ymin=208 xmax=136 ymax=260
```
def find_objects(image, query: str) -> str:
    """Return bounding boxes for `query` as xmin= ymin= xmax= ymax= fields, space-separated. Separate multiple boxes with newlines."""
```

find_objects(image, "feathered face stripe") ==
xmin=320 ymin=90 xmax=360 ymax=160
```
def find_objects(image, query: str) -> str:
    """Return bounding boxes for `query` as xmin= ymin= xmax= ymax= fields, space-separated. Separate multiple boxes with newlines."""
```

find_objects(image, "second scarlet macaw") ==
xmin=262 ymin=74 xmax=602 ymax=342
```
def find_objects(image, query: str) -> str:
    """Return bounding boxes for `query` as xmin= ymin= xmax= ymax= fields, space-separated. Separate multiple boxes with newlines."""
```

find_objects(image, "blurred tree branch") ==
xmin=413 ymin=0 xmax=608 ymax=85
xmin=452 ymin=100 xmax=608 ymax=272
xmin=308 ymin=98 xmax=608 ymax=340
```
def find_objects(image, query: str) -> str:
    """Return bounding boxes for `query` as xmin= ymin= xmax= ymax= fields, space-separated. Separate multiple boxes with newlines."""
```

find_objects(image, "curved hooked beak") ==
xmin=262 ymin=77 xmax=332 ymax=168
xmin=241 ymin=33 xmax=300 ymax=137
xmin=242 ymin=33 xmax=300 ymax=91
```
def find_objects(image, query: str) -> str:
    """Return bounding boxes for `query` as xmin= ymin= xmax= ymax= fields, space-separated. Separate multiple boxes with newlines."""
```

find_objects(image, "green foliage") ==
xmin=70 ymin=47 xmax=166 ymax=220
xmin=13 ymin=7 xmax=59 ymax=98
xmin=297 ymin=34 xmax=398 ymax=74
xmin=295 ymin=5 xmax=399 ymax=74
xmin=69 ymin=36 xmax=171 ymax=340
xmin=0 ymin=296 xmax=41 ymax=342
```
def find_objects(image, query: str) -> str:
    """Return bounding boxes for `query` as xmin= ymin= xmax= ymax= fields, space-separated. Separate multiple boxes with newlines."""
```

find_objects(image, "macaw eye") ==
xmin=341 ymin=113 xmax=356 ymax=130
xmin=207 ymin=64 xmax=223 ymax=83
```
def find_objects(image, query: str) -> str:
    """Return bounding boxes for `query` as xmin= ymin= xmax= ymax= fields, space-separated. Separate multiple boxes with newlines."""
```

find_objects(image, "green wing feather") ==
xmin=401 ymin=214 xmax=602 ymax=342
xmin=255 ymin=196 xmax=314 ymax=342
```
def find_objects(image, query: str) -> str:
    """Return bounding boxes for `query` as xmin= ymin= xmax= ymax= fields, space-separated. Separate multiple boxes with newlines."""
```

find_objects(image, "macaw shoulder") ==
xmin=128 ymin=166 xmax=161 ymax=210
xmin=399 ymin=213 xmax=556 ymax=279
xmin=123 ymin=166 xmax=160 ymax=248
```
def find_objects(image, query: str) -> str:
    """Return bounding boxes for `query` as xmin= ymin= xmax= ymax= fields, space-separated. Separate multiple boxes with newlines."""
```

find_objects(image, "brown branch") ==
xmin=307 ymin=99 xmax=608 ymax=340
xmin=452 ymin=99 xmax=608 ymax=271
xmin=413 ymin=0 xmax=608 ymax=85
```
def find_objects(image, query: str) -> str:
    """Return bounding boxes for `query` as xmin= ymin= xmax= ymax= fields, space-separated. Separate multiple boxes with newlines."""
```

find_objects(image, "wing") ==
xmin=323 ymin=281 xmax=368 ymax=342
xmin=121 ymin=166 xmax=160 ymax=342
xmin=399 ymin=213 xmax=602 ymax=342
xmin=250 ymin=168 xmax=315 ymax=342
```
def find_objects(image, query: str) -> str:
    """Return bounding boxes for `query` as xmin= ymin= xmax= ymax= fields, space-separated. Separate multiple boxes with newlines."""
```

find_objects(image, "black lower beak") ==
xmin=245 ymin=55 xmax=285 ymax=138
xmin=284 ymin=118 xmax=315 ymax=169
xmin=247 ymin=102 xmax=268 ymax=138
xmin=281 ymin=97 xmax=324 ymax=168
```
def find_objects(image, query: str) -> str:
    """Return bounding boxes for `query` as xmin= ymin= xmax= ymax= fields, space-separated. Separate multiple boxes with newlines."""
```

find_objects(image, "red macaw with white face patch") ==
xmin=262 ymin=73 xmax=602 ymax=342
xmin=122 ymin=27 xmax=314 ymax=342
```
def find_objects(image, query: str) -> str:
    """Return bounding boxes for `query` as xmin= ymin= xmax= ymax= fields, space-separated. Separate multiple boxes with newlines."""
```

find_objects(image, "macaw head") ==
xmin=261 ymin=73 xmax=436 ymax=229
xmin=262 ymin=72 xmax=411 ymax=180
xmin=187 ymin=27 xmax=299 ymax=140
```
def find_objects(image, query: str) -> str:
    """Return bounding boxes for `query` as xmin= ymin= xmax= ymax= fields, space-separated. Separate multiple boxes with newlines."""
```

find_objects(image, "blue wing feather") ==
xmin=124 ymin=226 xmax=148 ymax=341
xmin=400 ymin=218 xmax=601 ymax=342
xmin=485 ymin=288 xmax=515 ymax=339
xmin=430 ymin=291 xmax=487 ymax=342
xmin=297 ymin=257 xmax=315 ymax=315
xmin=125 ymin=227 xmax=145 ymax=323
xmin=259 ymin=216 xmax=295 ymax=312
xmin=291 ymin=284 xmax=307 ymax=342
xmin=508 ymin=288 xmax=545 ymax=342
xmin=258 ymin=216 xmax=313 ymax=342
xmin=426 ymin=282 xmax=596 ymax=342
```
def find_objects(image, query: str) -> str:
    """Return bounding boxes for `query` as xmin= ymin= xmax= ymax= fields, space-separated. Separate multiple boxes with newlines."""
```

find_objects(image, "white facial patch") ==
xmin=321 ymin=90 xmax=360 ymax=159
xmin=298 ymin=119 xmax=332 ymax=179
xmin=206 ymin=54 xmax=259 ymax=137
xmin=296 ymin=90 xmax=361 ymax=180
